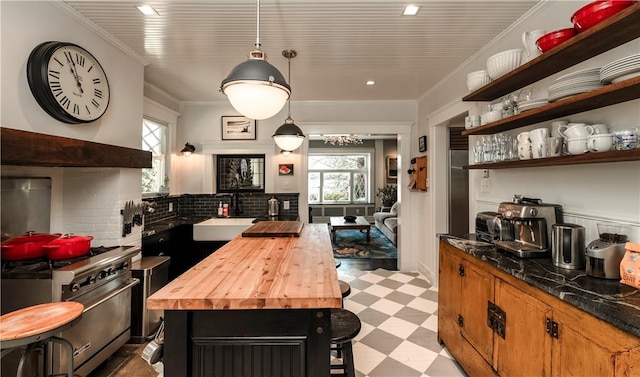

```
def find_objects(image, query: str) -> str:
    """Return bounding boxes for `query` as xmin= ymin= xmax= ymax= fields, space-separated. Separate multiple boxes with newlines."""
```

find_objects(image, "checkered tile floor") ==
xmin=337 ymin=269 xmax=467 ymax=377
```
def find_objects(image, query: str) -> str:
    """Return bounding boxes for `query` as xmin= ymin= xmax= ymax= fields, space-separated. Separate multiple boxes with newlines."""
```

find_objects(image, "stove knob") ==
xmin=88 ymin=275 xmax=97 ymax=284
xmin=98 ymin=270 xmax=108 ymax=280
xmin=107 ymin=267 xmax=116 ymax=275
xmin=122 ymin=262 xmax=129 ymax=269
xmin=529 ymin=208 xmax=538 ymax=217
xmin=505 ymin=210 xmax=512 ymax=218
xmin=70 ymin=283 xmax=80 ymax=292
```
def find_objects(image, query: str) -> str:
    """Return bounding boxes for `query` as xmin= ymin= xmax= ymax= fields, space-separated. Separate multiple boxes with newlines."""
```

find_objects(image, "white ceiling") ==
xmin=62 ymin=0 xmax=539 ymax=103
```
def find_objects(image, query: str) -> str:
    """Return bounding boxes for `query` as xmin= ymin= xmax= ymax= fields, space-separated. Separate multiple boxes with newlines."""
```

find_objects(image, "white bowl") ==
xmin=487 ymin=49 xmax=523 ymax=80
xmin=467 ymin=71 xmax=491 ymax=91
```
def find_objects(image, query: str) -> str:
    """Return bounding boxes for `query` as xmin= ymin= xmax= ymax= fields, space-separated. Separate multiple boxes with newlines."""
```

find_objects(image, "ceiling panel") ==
xmin=63 ymin=0 xmax=539 ymax=102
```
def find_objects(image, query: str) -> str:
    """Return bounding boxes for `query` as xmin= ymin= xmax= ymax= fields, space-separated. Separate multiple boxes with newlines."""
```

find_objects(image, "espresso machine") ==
xmin=494 ymin=195 xmax=563 ymax=258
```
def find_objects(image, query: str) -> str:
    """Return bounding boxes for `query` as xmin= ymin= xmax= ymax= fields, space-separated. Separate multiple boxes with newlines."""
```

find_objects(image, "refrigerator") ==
xmin=448 ymin=150 xmax=469 ymax=236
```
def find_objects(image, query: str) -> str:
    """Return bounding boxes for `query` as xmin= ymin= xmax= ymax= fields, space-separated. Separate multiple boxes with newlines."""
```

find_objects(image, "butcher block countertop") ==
xmin=242 ymin=220 xmax=304 ymax=237
xmin=147 ymin=223 xmax=342 ymax=310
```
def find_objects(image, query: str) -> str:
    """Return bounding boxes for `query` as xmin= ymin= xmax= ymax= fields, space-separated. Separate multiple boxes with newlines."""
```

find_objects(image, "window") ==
xmin=308 ymin=153 xmax=371 ymax=203
xmin=142 ymin=118 xmax=168 ymax=194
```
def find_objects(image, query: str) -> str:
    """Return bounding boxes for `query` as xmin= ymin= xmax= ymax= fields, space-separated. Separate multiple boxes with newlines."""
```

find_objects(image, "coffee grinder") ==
xmin=585 ymin=222 xmax=630 ymax=279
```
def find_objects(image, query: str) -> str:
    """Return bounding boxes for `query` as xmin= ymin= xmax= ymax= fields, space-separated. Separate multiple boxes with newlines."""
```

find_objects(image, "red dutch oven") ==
xmin=42 ymin=234 xmax=94 ymax=260
xmin=1 ymin=232 xmax=62 ymax=261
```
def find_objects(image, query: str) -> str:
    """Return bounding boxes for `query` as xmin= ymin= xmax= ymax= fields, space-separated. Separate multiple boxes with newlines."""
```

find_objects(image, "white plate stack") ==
xmin=548 ymin=67 xmax=603 ymax=102
xmin=517 ymin=98 xmax=549 ymax=112
xmin=600 ymin=53 xmax=640 ymax=84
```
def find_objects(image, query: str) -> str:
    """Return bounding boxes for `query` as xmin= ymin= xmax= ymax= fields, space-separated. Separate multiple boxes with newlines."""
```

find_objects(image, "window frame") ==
xmin=307 ymin=150 xmax=373 ymax=204
xmin=141 ymin=117 xmax=169 ymax=196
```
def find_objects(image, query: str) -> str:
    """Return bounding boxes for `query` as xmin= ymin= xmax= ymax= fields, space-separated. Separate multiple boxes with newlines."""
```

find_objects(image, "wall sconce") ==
xmin=181 ymin=143 xmax=196 ymax=157
xmin=281 ymin=150 xmax=291 ymax=156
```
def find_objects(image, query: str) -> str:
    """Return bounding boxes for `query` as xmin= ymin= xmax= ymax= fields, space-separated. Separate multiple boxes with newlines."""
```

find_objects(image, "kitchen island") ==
xmin=147 ymin=223 xmax=342 ymax=376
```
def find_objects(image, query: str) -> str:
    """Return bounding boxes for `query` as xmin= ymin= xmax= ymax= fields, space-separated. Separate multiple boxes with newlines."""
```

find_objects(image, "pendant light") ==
xmin=220 ymin=0 xmax=290 ymax=120
xmin=273 ymin=49 xmax=305 ymax=152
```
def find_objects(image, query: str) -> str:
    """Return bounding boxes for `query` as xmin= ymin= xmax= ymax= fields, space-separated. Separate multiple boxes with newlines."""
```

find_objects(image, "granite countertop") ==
xmin=440 ymin=234 xmax=640 ymax=339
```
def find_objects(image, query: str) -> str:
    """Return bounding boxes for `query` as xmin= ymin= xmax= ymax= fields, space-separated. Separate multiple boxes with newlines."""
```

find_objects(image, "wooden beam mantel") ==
xmin=1 ymin=127 xmax=152 ymax=168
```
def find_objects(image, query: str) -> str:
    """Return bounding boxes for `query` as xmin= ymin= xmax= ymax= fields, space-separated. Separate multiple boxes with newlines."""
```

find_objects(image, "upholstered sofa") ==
xmin=373 ymin=202 xmax=398 ymax=245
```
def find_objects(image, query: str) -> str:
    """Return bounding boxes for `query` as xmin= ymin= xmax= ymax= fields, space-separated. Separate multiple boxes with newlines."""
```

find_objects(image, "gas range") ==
xmin=0 ymin=245 xmax=141 ymax=377
xmin=1 ymin=246 xmax=139 ymax=299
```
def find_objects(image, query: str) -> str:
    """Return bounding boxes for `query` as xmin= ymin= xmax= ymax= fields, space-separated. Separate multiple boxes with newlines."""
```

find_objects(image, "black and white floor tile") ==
xmin=338 ymin=269 xmax=467 ymax=377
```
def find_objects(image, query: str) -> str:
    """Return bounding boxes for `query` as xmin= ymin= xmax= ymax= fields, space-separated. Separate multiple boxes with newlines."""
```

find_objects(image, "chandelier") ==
xmin=322 ymin=135 xmax=363 ymax=146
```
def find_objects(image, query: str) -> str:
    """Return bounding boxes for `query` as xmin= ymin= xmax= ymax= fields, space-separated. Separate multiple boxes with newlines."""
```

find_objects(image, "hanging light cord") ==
xmin=255 ymin=0 xmax=261 ymax=49
xmin=287 ymin=57 xmax=292 ymax=117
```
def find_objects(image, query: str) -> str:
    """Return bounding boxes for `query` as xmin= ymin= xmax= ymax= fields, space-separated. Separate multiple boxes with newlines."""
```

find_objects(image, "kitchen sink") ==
xmin=193 ymin=217 xmax=257 ymax=241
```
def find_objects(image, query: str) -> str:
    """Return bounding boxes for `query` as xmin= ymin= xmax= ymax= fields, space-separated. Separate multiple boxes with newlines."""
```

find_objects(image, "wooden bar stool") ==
xmin=0 ymin=302 xmax=84 ymax=377
xmin=339 ymin=280 xmax=351 ymax=299
xmin=330 ymin=308 xmax=361 ymax=376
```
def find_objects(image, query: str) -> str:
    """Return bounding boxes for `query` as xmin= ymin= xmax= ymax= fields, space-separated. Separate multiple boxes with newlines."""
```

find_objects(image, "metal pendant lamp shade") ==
xmin=273 ymin=49 xmax=305 ymax=151
xmin=274 ymin=117 xmax=305 ymax=151
xmin=220 ymin=0 xmax=290 ymax=120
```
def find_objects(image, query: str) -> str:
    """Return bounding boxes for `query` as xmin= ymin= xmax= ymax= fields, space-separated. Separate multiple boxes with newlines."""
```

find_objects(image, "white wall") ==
xmin=417 ymin=0 xmax=640 ymax=284
xmin=1 ymin=1 xmax=146 ymax=247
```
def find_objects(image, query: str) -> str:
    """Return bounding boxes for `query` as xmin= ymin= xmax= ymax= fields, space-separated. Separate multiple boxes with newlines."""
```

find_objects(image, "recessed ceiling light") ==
xmin=366 ymin=80 xmax=375 ymax=86
xmin=136 ymin=5 xmax=159 ymax=16
xmin=402 ymin=5 xmax=420 ymax=16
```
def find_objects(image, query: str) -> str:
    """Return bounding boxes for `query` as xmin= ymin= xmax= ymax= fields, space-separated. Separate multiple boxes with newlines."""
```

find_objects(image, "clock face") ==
xmin=27 ymin=42 xmax=110 ymax=124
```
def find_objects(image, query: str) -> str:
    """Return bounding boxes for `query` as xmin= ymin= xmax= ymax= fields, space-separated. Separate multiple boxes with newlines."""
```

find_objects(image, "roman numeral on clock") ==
xmin=48 ymin=70 xmax=60 ymax=80
xmin=91 ymin=99 xmax=100 ymax=108
xmin=73 ymin=103 xmax=80 ymax=115
xmin=50 ymin=81 xmax=62 ymax=95
xmin=59 ymin=96 xmax=71 ymax=109
xmin=75 ymin=54 xmax=85 ymax=67
xmin=93 ymin=78 xmax=101 ymax=84
xmin=94 ymin=89 xmax=103 ymax=99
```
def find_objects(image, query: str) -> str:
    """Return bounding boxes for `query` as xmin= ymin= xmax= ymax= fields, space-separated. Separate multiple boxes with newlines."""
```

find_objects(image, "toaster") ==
xmin=475 ymin=211 xmax=513 ymax=243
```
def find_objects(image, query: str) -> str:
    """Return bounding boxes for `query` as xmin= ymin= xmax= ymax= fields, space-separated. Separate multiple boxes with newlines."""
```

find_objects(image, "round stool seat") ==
xmin=339 ymin=280 xmax=351 ymax=298
xmin=0 ymin=302 xmax=83 ymax=349
xmin=331 ymin=308 xmax=361 ymax=343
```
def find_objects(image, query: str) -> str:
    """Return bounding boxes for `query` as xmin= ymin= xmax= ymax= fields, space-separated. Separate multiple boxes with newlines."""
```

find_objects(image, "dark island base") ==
xmin=164 ymin=309 xmax=332 ymax=376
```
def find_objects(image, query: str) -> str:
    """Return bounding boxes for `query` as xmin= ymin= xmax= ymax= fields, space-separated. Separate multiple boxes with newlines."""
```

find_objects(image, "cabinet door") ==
xmin=494 ymin=280 xmax=551 ymax=377
xmin=459 ymin=259 xmax=495 ymax=363
xmin=551 ymin=309 xmax=626 ymax=377
xmin=438 ymin=243 xmax=462 ymax=324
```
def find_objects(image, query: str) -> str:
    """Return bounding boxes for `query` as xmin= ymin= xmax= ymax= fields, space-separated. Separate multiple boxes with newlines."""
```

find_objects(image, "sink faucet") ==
xmin=232 ymin=175 xmax=243 ymax=216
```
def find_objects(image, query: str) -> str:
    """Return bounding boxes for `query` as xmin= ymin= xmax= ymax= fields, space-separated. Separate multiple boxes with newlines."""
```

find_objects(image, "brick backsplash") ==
xmin=143 ymin=193 xmax=299 ymax=223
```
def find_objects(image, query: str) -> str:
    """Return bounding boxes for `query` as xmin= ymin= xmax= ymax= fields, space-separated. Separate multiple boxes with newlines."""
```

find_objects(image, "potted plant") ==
xmin=376 ymin=185 xmax=397 ymax=207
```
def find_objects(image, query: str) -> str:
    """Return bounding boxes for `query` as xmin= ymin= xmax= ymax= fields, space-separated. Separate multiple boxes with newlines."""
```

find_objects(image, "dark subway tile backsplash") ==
xmin=143 ymin=193 xmax=299 ymax=223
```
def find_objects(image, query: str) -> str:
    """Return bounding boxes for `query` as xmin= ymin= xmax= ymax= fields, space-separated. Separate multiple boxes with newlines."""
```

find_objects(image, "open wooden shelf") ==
xmin=464 ymin=149 xmax=640 ymax=170
xmin=463 ymin=2 xmax=640 ymax=102
xmin=1 ymin=127 xmax=152 ymax=168
xmin=462 ymin=76 xmax=640 ymax=136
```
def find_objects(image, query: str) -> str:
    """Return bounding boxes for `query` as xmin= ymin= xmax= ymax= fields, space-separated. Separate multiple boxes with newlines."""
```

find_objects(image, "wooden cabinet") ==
xmin=438 ymin=240 xmax=640 ymax=377
xmin=461 ymin=3 xmax=640 ymax=169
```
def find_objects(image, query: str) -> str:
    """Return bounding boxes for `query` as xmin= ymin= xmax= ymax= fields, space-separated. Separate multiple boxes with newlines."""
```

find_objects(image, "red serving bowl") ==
xmin=536 ymin=28 xmax=578 ymax=53
xmin=571 ymin=0 xmax=635 ymax=32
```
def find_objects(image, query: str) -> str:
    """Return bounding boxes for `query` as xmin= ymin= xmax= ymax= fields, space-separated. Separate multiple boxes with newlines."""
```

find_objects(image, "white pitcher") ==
xmin=522 ymin=29 xmax=547 ymax=62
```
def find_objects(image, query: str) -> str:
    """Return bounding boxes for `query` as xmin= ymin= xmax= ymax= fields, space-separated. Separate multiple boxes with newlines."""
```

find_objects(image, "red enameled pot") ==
xmin=571 ymin=0 xmax=635 ymax=32
xmin=0 ymin=232 xmax=62 ymax=261
xmin=42 ymin=234 xmax=94 ymax=260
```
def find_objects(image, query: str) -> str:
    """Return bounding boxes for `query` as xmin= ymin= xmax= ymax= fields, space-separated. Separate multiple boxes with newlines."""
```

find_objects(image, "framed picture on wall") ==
xmin=419 ymin=135 xmax=427 ymax=152
xmin=221 ymin=116 xmax=256 ymax=140
xmin=279 ymin=164 xmax=294 ymax=176
xmin=387 ymin=157 xmax=397 ymax=179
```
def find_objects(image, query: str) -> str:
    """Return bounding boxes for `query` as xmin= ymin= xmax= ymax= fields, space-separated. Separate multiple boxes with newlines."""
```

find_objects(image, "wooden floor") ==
xmin=336 ymin=257 xmax=398 ymax=271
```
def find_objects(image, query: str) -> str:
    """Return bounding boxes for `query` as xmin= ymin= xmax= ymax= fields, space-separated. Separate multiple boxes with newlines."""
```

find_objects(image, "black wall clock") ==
xmin=27 ymin=41 xmax=110 ymax=124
